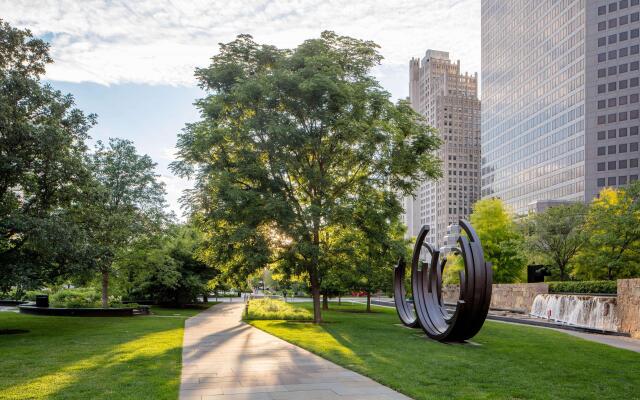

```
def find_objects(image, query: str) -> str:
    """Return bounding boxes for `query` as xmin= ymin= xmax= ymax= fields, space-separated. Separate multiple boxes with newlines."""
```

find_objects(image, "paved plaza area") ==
xmin=180 ymin=303 xmax=411 ymax=400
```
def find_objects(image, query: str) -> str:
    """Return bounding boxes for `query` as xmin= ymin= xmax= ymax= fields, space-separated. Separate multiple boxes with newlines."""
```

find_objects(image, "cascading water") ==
xmin=530 ymin=293 xmax=619 ymax=332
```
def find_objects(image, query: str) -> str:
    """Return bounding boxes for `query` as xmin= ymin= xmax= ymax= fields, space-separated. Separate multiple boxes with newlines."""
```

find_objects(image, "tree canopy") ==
xmin=574 ymin=184 xmax=640 ymax=280
xmin=76 ymin=138 xmax=168 ymax=306
xmin=470 ymin=198 xmax=527 ymax=283
xmin=524 ymin=203 xmax=587 ymax=281
xmin=0 ymin=20 xmax=95 ymax=292
xmin=173 ymin=31 xmax=441 ymax=322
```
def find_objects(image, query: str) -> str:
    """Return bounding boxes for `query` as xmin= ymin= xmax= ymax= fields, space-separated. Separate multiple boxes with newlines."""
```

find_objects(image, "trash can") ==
xmin=35 ymin=295 xmax=49 ymax=308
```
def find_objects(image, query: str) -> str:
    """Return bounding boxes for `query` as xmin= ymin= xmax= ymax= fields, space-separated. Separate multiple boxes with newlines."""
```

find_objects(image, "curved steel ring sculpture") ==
xmin=393 ymin=220 xmax=492 ymax=342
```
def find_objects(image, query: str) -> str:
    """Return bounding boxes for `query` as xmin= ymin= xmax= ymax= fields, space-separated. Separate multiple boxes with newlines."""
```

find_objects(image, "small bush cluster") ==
xmin=548 ymin=280 xmax=617 ymax=294
xmin=50 ymin=288 xmax=102 ymax=308
xmin=244 ymin=298 xmax=312 ymax=321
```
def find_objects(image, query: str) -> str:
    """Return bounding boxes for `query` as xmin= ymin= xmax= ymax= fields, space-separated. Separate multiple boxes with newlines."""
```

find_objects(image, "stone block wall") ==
xmin=442 ymin=280 xmax=640 ymax=336
xmin=442 ymin=283 xmax=549 ymax=313
xmin=491 ymin=283 xmax=549 ymax=312
xmin=617 ymin=279 xmax=640 ymax=338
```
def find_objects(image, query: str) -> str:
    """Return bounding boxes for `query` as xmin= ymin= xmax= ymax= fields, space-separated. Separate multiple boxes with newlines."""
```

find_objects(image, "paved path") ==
xmin=180 ymin=303 xmax=411 ymax=400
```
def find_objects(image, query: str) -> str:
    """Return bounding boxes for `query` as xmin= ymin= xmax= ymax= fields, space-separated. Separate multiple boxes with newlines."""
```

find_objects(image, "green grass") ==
xmin=249 ymin=302 xmax=640 ymax=400
xmin=0 ymin=304 xmax=215 ymax=400
xmin=244 ymin=298 xmax=312 ymax=321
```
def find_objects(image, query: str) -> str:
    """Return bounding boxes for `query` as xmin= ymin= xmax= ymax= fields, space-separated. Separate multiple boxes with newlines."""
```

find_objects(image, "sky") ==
xmin=1 ymin=0 xmax=481 ymax=219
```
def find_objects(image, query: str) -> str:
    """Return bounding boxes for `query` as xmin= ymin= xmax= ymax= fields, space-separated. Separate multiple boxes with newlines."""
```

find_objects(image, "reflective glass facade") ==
xmin=482 ymin=0 xmax=640 ymax=213
xmin=481 ymin=0 xmax=586 ymax=213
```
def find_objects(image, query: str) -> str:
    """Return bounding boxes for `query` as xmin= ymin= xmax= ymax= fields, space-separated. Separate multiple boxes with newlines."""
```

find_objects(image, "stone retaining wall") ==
xmin=617 ymin=279 xmax=640 ymax=338
xmin=443 ymin=280 xmax=640 ymax=336
xmin=443 ymin=283 xmax=548 ymax=313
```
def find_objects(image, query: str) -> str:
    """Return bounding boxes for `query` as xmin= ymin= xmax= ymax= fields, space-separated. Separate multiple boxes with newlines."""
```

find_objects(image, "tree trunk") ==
xmin=310 ymin=213 xmax=322 ymax=324
xmin=310 ymin=269 xmax=322 ymax=323
xmin=338 ymin=295 xmax=341 ymax=305
xmin=366 ymin=292 xmax=371 ymax=313
xmin=101 ymin=270 xmax=109 ymax=308
xmin=203 ymin=292 xmax=208 ymax=303
xmin=322 ymin=292 xmax=329 ymax=310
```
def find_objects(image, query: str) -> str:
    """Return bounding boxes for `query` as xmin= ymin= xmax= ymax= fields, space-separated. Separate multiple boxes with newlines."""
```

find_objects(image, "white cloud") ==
xmin=158 ymin=174 xmax=193 ymax=220
xmin=1 ymin=0 xmax=481 ymax=96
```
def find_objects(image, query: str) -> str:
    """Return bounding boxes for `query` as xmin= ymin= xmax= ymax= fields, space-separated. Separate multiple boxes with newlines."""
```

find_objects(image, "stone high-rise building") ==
xmin=402 ymin=50 xmax=481 ymax=246
xmin=482 ymin=0 xmax=640 ymax=214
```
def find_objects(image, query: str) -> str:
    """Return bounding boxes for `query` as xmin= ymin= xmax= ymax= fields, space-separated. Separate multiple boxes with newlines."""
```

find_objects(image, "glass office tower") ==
xmin=483 ymin=0 xmax=640 ymax=214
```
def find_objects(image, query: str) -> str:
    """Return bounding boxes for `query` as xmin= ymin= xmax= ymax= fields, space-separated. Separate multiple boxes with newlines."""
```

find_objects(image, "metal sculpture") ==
xmin=393 ymin=220 xmax=492 ymax=342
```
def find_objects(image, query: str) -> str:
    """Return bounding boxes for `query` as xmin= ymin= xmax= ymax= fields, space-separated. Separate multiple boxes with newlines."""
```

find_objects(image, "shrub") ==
xmin=24 ymin=290 xmax=50 ymax=301
xmin=548 ymin=280 xmax=617 ymax=294
xmin=50 ymin=288 xmax=101 ymax=308
xmin=244 ymin=298 xmax=312 ymax=321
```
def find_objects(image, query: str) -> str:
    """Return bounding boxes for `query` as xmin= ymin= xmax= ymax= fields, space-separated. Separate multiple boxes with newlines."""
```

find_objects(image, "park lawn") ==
xmin=0 ymin=304 xmax=215 ymax=400
xmin=249 ymin=302 xmax=640 ymax=400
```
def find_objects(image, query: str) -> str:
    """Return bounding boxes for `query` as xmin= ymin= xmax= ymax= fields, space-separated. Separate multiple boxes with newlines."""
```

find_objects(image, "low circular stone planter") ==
xmin=0 ymin=300 xmax=27 ymax=306
xmin=19 ymin=304 xmax=136 ymax=317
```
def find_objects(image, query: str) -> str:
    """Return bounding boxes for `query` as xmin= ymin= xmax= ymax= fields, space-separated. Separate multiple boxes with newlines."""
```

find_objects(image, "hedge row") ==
xmin=548 ymin=280 xmax=617 ymax=294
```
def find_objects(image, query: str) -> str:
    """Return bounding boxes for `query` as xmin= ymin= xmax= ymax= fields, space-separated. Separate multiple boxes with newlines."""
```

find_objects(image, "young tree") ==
xmin=172 ymin=32 xmax=441 ymax=322
xmin=470 ymin=198 xmax=527 ymax=283
xmin=575 ymin=184 xmax=640 ymax=280
xmin=116 ymin=224 xmax=219 ymax=306
xmin=76 ymin=138 xmax=167 ymax=307
xmin=0 ymin=20 xmax=95 ymax=292
xmin=524 ymin=203 xmax=587 ymax=281
xmin=344 ymin=188 xmax=406 ymax=312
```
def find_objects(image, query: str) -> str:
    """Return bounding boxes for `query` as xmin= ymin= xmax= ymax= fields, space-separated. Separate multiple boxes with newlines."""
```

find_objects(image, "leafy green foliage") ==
xmin=173 ymin=32 xmax=441 ymax=322
xmin=470 ymin=198 xmax=527 ymax=283
xmin=244 ymin=298 xmax=312 ymax=321
xmin=548 ymin=280 xmax=617 ymax=294
xmin=574 ymin=183 xmax=640 ymax=280
xmin=50 ymin=288 xmax=101 ymax=308
xmin=116 ymin=224 xmax=218 ymax=306
xmin=523 ymin=203 xmax=588 ymax=281
xmin=73 ymin=138 xmax=168 ymax=306
xmin=0 ymin=20 xmax=95 ymax=292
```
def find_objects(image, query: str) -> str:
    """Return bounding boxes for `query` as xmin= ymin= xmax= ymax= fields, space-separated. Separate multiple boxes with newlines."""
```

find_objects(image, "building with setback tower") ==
xmin=402 ymin=50 xmax=481 ymax=246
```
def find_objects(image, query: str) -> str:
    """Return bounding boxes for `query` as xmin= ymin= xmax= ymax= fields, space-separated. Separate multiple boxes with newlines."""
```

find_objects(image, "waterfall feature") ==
xmin=530 ymin=294 xmax=619 ymax=332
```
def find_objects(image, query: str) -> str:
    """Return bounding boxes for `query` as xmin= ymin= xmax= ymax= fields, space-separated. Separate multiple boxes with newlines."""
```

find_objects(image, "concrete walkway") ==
xmin=180 ymin=303 xmax=411 ymax=400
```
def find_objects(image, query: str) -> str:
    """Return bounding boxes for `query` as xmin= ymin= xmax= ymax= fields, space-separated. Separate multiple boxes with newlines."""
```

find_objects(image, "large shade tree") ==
xmin=173 ymin=32 xmax=441 ymax=322
xmin=75 ymin=138 xmax=167 ymax=307
xmin=0 ymin=20 xmax=95 ymax=293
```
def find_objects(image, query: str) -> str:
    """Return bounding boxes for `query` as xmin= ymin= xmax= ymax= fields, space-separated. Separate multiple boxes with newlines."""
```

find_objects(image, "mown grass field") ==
xmin=249 ymin=302 xmax=640 ymax=400
xmin=0 ymin=305 xmax=214 ymax=400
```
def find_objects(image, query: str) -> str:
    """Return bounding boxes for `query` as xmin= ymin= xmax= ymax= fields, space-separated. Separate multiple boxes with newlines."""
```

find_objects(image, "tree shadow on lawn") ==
xmin=0 ymin=313 xmax=188 ymax=400
xmin=266 ymin=303 xmax=640 ymax=400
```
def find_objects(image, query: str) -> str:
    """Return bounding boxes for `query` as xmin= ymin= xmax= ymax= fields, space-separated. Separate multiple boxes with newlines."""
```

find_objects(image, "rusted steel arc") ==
xmin=393 ymin=220 xmax=492 ymax=342
xmin=393 ymin=257 xmax=420 ymax=328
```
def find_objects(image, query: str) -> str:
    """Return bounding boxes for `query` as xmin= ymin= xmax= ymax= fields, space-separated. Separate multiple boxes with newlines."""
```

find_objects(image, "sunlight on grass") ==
xmin=244 ymin=298 xmax=312 ymax=321
xmin=0 ymin=329 xmax=182 ymax=400
xmin=250 ymin=319 xmax=359 ymax=362
xmin=250 ymin=302 xmax=640 ymax=400
xmin=0 ymin=308 xmax=208 ymax=400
